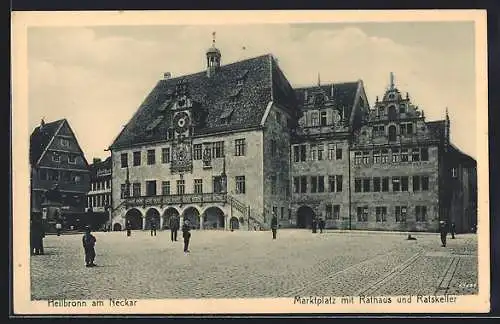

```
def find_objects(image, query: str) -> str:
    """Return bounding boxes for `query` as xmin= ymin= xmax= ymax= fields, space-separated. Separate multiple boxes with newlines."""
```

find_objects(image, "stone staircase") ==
xmin=227 ymin=195 xmax=269 ymax=230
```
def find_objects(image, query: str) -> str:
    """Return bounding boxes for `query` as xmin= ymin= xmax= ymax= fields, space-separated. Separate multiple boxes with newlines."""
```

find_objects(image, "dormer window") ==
xmin=237 ymin=79 xmax=244 ymax=87
xmin=220 ymin=108 xmax=234 ymax=124
xmin=399 ymin=103 xmax=406 ymax=114
xmin=314 ymin=94 xmax=325 ymax=107
xmin=69 ymin=155 xmax=77 ymax=164
xmin=52 ymin=154 xmax=61 ymax=162
xmin=60 ymin=138 xmax=69 ymax=147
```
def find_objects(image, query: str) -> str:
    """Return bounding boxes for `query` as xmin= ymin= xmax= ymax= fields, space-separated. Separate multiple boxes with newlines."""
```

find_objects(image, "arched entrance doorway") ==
xmin=113 ymin=223 xmax=122 ymax=231
xmin=183 ymin=207 xmax=200 ymax=229
xmin=230 ymin=217 xmax=240 ymax=230
xmin=145 ymin=208 xmax=160 ymax=230
xmin=203 ymin=207 xmax=225 ymax=230
xmin=162 ymin=207 xmax=179 ymax=229
xmin=125 ymin=208 xmax=143 ymax=230
xmin=388 ymin=125 xmax=397 ymax=142
xmin=297 ymin=206 xmax=315 ymax=229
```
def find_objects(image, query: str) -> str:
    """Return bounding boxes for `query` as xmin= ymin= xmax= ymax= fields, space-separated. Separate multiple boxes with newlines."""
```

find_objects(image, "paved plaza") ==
xmin=30 ymin=229 xmax=478 ymax=300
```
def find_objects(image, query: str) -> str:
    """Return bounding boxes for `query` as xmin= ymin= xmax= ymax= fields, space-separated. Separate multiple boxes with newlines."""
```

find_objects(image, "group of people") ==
xmin=270 ymin=213 xmax=326 ymax=240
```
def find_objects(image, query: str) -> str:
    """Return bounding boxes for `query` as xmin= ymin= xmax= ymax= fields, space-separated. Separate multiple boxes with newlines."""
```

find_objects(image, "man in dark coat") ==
xmin=126 ymin=220 xmax=132 ymax=237
xmin=150 ymin=220 xmax=157 ymax=236
xmin=439 ymin=221 xmax=448 ymax=247
xmin=450 ymin=222 xmax=456 ymax=239
xmin=182 ymin=219 xmax=191 ymax=254
xmin=82 ymin=226 xmax=97 ymax=267
xmin=170 ymin=215 xmax=179 ymax=242
xmin=31 ymin=218 xmax=45 ymax=255
xmin=318 ymin=217 xmax=325 ymax=234
xmin=312 ymin=217 xmax=317 ymax=233
xmin=271 ymin=213 xmax=278 ymax=240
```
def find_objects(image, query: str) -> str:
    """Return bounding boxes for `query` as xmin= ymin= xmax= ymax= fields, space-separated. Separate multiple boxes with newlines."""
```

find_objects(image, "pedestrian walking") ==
xmin=450 ymin=222 xmax=456 ymax=239
xmin=31 ymin=218 xmax=45 ymax=255
xmin=271 ymin=212 xmax=278 ymax=240
xmin=126 ymin=220 xmax=132 ymax=237
xmin=82 ymin=225 xmax=97 ymax=267
xmin=312 ymin=217 xmax=317 ymax=234
xmin=55 ymin=222 xmax=62 ymax=236
xmin=439 ymin=220 xmax=448 ymax=247
xmin=182 ymin=219 xmax=191 ymax=254
xmin=150 ymin=220 xmax=157 ymax=236
xmin=318 ymin=217 xmax=325 ymax=234
xmin=170 ymin=215 xmax=179 ymax=242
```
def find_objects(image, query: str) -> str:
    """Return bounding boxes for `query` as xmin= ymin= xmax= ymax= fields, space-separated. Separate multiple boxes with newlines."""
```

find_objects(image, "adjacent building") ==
xmin=86 ymin=156 xmax=112 ymax=230
xmin=30 ymin=119 xmax=91 ymax=231
xmin=108 ymin=41 xmax=477 ymax=233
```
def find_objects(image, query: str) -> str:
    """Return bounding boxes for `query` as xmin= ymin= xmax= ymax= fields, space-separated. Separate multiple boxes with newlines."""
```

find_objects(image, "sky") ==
xmin=27 ymin=21 xmax=477 ymax=161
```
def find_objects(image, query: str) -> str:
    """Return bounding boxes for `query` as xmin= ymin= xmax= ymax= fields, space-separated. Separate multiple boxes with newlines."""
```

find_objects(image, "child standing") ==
xmin=82 ymin=226 xmax=97 ymax=267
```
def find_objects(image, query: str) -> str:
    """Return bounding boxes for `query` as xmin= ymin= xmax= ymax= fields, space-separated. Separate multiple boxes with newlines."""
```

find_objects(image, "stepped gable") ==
xmin=29 ymin=119 xmax=65 ymax=165
xmin=110 ymin=54 xmax=298 ymax=149
xmin=426 ymin=120 xmax=446 ymax=141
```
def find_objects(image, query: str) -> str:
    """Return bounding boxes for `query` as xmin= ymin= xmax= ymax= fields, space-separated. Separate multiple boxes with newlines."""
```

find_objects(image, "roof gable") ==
xmin=29 ymin=119 xmax=64 ymax=165
xmin=111 ymin=54 xmax=298 ymax=149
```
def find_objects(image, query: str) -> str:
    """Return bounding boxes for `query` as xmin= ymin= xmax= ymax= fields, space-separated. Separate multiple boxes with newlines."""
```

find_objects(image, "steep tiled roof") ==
xmin=29 ymin=119 xmax=64 ymax=165
xmin=294 ymin=82 xmax=359 ymax=109
xmin=449 ymin=144 xmax=476 ymax=166
xmin=426 ymin=120 xmax=446 ymax=141
xmin=110 ymin=54 xmax=298 ymax=149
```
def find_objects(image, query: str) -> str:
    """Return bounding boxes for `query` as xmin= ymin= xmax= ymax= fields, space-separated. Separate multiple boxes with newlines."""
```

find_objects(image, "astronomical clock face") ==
xmin=173 ymin=111 xmax=191 ymax=133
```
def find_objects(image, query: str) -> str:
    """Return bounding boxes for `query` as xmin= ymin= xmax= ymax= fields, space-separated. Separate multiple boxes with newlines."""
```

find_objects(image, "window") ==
xmin=391 ymin=148 xmax=400 ymax=163
xmin=62 ymin=171 xmax=70 ymax=182
xmin=381 ymin=149 xmax=389 ymax=163
xmin=281 ymin=207 xmax=285 ymax=220
xmin=363 ymin=178 xmax=370 ymax=192
xmin=293 ymin=177 xmax=300 ymax=193
xmin=382 ymin=177 xmax=389 ymax=192
xmin=300 ymin=145 xmax=307 ymax=162
xmin=388 ymin=125 xmax=397 ymax=141
xmin=400 ymin=148 xmax=409 ymax=162
xmin=147 ymin=149 xmax=156 ymax=165
xmin=162 ymin=181 xmax=170 ymax=195
xmin=378 ymin=106 xmax=385 ymax=116
xmin=333 ymin=205 xmax=340 ymax=220
xmin=411 ymin=148 xmax=420 ymax=162
xmin=60 ymin=138 xmax=70 ymax=147
xmin=421 ymin=147 xmax=429 ymax=161
xmin=271 ymin=140 xmax=277 ymax=157
xmin=328 ymin=144 xmax=335 ymax=160
xmin=162 ymin=148 xmax=171 ymax=163
xmin=39 ymin=169 xmax=48 ymax=181
xmin=271 ymin=175 xmax=277 ymax=195
xmin=326 ymin=204 xmax=333 ymax=219
xmin=336 ymin=148 xmax=343 ymax=160
xmin=373 ymin=150 xmax=381 ymax=163
xmin=311 ymin=176 xmax=317 ymax=193
xmin=329 ymin=176 xmax=335 ymax=192
xmin=357 ymin=206 xmax=368 ymax=222
xmin=392 ymin=177 xmax=400 ymax=191
xmin=354 ymin=151 xmax=362 ymax=165
xmin=120 ymin=184 xmax=128 ymax=198
xmin=413 ymin=176 xmax=421 ymax=191
xmin=235 ymin=139 xmax=246 ymax=156
xmin=311 ymin=111 xmax=319 ymax=126
xmin=318 ymin=176 xmax=325 ymax=193
xmin=176 ymin=180 xmax=185 ymax=195
xmin=362 ymin=151 xmax=370 ymax=164
xmin=52 ymin=154 xmax=61 ymax=163
xmin=320 ymin=111 xmax=328 ymax=126
xmin=399 ymin=103 xmax=406 ymax=114
xmin=275 ymin=111 xmax=282 ymax=124
xmin=422 ymin=176 xmax=429 ymax=191
xmin=213 ymin=141 xmax=225 ymax=158
xmin=407 ymin=123 xmax=413 ymax=135
xmin=68 ymin=155 xmax=76 ymax=164
xmin=317 ymin=144 xmax=324 ymax=161
xmin=395 ymin=206 xmax=407 ymax=223
xmin=236 ymin=176 xmax=246 ymax=194
xmin=336 ymin=175 xmax=343 ymax=192
xmin=310 ymin=144 xmax=317 ymax=161
xmin=401 ymin=176 xmax=409 ymax=192
xmin=132 ymin=183 xmax=141 ymax=197
xmin=452 ymin=167 xmax=458 ymax=178
xmin=73 ymin=174 xmax=81 ymax=184
xmin=373 ymin=177 xmax=381 ymax=192
xmin=376 ymin=207 xmax=387 ymax=222
xmin=133 ymin=151 xmax=141 ymax=166
xmin=300 ymin=176 xmax=307 ymax=193
xmin=146 ymin=180 xmax=157 ymax=196
xmin=193 ymin=144 xmax=202 ymax=160
xmin=400 ymin=124 xmax=407 ymax=135
xmin=293 ymin=145 xmax=300 ymax=162
xmin=416 ymin=206 xmax=427 ymax=222
xmin=121 ymin=153 xmax=128 ymax=168
xmin=213 ymin=176 xmax=224 ymax=193
xmin=354 ymin=178 xmax=362 ymax=193
xmin=194 ymin=179 xmax=203 ymax=194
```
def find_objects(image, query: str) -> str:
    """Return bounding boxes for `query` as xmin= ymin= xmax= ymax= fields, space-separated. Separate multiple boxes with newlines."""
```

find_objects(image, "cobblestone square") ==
xmin=30 ymin=230 xmax=478 ymax=300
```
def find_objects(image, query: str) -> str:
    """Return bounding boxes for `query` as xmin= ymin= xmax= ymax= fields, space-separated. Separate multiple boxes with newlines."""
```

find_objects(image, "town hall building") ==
xmin=108 ymin=38 xmax=477 ymax=233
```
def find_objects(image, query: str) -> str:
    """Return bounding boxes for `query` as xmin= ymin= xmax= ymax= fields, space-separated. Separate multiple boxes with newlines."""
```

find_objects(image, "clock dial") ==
xmin=173 ymin=111 xmax=191 ymax=133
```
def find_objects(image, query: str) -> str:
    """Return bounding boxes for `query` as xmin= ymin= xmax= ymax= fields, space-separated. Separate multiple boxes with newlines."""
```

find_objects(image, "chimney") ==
xmin=164 ymin=72 xmax=172 ymax=80
xmin=40 ymin=118 xmax=45 ymax=130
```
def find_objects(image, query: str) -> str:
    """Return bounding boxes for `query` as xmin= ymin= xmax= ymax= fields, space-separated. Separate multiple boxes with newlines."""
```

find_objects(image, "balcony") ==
xmin=124 ymin=192 xmax=228 ymax=208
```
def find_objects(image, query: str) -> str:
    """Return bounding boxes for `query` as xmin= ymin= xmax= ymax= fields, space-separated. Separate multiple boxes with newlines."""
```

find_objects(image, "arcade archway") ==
xmin=183 ymin=207 xmax=200 ymax=229
xmin=145 ymin=208 xmax=160 ymax=230
xmin=125 ymin=208 xmax=143 ymax=230
xmin=230 ymin=216 xmax=240 ymax=230
xmin=113 ymin=223 xmax=122 ymax=231
xmin=297 ymin=206 xmax=315 ymax=229
xmin=162 ymin=207 xmax=180 ymax=229
xmin=203 ymin=206 xmax=225 ymax=230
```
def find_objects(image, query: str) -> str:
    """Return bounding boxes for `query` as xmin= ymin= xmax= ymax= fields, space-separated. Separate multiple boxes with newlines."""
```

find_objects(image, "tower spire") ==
xmin=206 ymin=31 xmax=221 ymax=78
xmin=212 ymin=31 xmax=216 ymax=47
xmin=389 ymin=72 xmax=395 ymax=89
xmin=317 ymin=72 xmax=321 ymax=86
